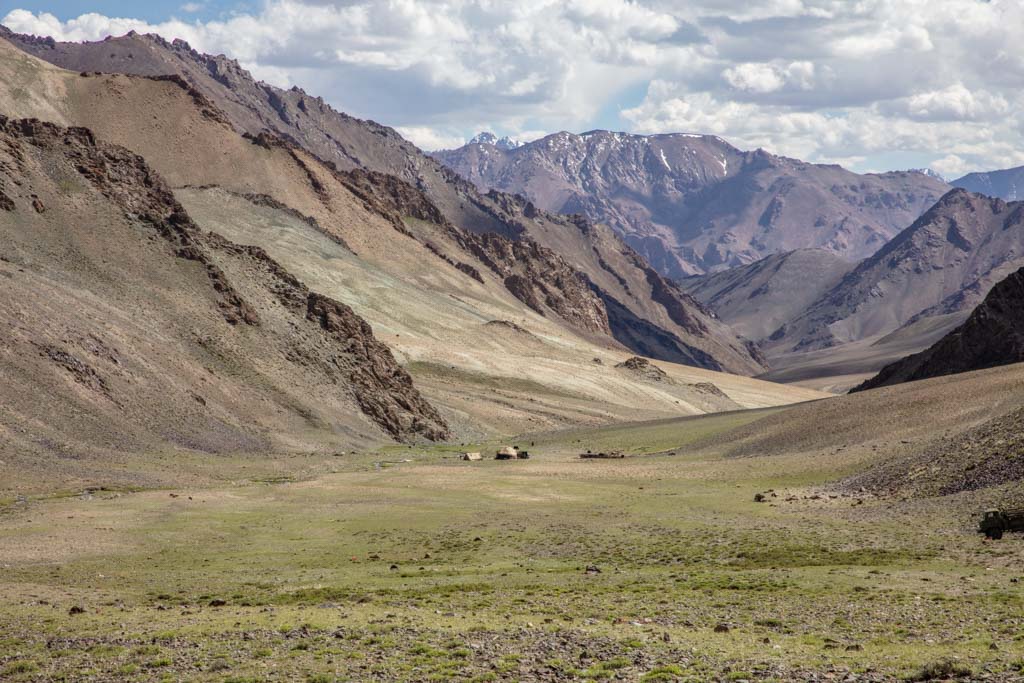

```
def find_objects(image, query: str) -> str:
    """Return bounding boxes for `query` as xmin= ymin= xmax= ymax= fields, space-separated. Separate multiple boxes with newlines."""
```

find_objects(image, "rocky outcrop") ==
xmin=853 ymin=266 xmax=1024 ymax=392
xmin=615 ymin=356 xmax=672 ymax=383
xmin=305 ymin=293 xmax=449 ymax=440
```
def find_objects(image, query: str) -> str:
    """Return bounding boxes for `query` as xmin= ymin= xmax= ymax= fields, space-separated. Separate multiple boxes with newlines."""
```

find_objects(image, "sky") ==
xmin=4 ymin=1 xmax=1024 ymax=177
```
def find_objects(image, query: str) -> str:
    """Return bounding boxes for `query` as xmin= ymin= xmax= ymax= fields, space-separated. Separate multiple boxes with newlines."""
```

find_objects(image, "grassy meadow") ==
xmin=2 ymin=409 xmax=1022 ymax=681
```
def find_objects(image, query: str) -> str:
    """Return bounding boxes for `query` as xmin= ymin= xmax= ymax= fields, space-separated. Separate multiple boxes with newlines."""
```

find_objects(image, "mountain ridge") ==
xmin=954 ymin=164 xmax=1024 ymax=201
xmin=434 ymin=128 xmax=950 ymax=277
xmin=0 ymin=114 xmax=450 ymax=455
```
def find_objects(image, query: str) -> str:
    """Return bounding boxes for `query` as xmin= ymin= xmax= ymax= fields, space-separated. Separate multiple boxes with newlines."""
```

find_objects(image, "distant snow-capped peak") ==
xmin=908 ymin=167 xmax=947 ymax=182
xmin=469 ymin=131 xmax=521 ymax=151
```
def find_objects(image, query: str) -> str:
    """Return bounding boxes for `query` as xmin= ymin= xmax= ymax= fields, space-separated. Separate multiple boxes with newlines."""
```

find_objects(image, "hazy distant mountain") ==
xmin=953 ymin=165 xmax=1024 ymax=201
xmin=434 ymin=129 xmax=949 ymax=277
xmin=769 ymin=189 xmax=1024 ymax=355
xmin=0 ymin=25 xmax=765 ymax=374
xmin=854 ymin=266 xmax=1024 ymax=391
xmin=681 ymin=249 xmax=854 ymax=342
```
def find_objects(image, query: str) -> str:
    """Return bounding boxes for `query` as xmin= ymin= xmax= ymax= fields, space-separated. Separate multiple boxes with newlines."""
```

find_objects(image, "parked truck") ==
xmin=978 ymin=508 xmax=1024 ymax=539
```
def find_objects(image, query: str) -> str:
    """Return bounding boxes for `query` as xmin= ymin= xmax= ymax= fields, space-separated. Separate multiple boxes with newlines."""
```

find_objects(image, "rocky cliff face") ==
xmin=435 ymin=130 xmax=949 ymax=277
xmin=0 ymin=115 xmax=448 ymax=444
xmin=853 ymin=266 xmax=1024 ymax=392
xmin=766 ymin=189 xmax=1024 ymax=355
xmin=0 ymin=26 xmax=765 ymax=375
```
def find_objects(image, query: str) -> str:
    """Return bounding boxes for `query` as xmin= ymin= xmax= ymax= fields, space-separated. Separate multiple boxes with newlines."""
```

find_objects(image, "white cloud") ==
xmin=722 ymin=61 xmax=817 ymax=93
xmin=394 ymin=126 xmax=465 ymax=151
xmin=3 ymin=0 xmax=1024 ymax=173
xmin=893 ymin=84 xmax=1010 ymax=122
xmin=930 ymin=154 xmax=970 ymax=178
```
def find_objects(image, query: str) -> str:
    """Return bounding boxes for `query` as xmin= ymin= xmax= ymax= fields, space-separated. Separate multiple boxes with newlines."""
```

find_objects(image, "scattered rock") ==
xmin=713 ymin=623 xmax=730 ymax=633
xmin=68 ymin=605 xmax=85 ymax=615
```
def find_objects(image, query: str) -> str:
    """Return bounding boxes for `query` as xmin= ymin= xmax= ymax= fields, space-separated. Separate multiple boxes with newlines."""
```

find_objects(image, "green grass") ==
xmin=0 ymin=408 xmax=1022 ymax=680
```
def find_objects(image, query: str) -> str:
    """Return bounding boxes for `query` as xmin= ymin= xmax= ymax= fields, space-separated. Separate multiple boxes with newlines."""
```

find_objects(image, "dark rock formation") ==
xmin=615 ymin=356 xmax=672 ymax=383
xmin=853 ymin=267 xmax=1024 ymax=391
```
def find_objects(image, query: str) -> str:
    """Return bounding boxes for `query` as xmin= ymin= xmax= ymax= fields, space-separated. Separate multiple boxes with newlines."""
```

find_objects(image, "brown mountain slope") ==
xmin=766 ymin=189 xmax=1024 ymax=357
xmin=843 ymin=402 xmax=1024 ymax=498
xmin=0 ymin=26 xmax=764 ymax=375
xmin=679 ymin=358 xmax=1024 ymax=499
xmin=853 ymin=267 xmax=1024 ymax=391
xmin=0 ymin=115 xmax=449 ymax=485
xmin=0 ymin=37 xmax=817 ymax=439
xmin=435 ymin=130 xmax=949 ymax=277
xmin=688 ymin=359 xmax=1024 ymax=496
xmin=681 ymin=248 xmax=854 ymax=342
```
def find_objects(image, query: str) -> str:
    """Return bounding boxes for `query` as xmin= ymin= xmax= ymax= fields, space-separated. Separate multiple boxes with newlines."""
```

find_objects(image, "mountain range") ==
xmin=0 ymin=26 xmax=764 ymax=377
xmin=435 ymin=130 xmax=950 ymax=277
xmin=763 ymin=189 xmax=1024 ymax=355
xmin=1 ymin=20 xmax=1022 ymax=440
xmin=678 ymin=188 xmax=1024 ymax=389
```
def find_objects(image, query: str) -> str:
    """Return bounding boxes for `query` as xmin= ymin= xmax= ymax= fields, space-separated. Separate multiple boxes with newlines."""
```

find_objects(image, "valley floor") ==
xmin=2 ymin=396 xmax=1023 ymax=682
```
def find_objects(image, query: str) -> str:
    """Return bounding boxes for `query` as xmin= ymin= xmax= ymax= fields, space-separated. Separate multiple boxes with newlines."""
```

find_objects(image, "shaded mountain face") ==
xmin=0 ymin=26 xmax=765 ymax=375
xmin=0 ymin=116 xmax=449 ymax=461
xmin=954 ymin=165 xmax=1024 ymax=201
xmin=434 ymin=129 xmax=949 ymax=277
xmin=767 ymin=189 xmax=1024 ymax=355
xmin=680 ymin=249 xmax=854 ymax=342
xmin=853 ymin=267 xmax=1024 ymax=392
